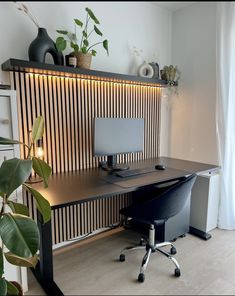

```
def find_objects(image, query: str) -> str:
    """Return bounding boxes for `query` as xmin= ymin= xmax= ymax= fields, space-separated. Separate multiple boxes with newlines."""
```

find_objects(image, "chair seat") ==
xmin=120 ymin=204 xmax=166 ymax=226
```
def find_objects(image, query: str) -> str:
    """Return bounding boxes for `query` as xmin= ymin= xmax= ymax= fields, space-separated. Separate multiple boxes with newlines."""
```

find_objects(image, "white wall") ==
xmin=0 ymin=1 xmax=219 ymax=165
xmin=168 ymin=2 xmax=218 ymax=165
xmin=0 ymin=1 xmax=172 ymax=84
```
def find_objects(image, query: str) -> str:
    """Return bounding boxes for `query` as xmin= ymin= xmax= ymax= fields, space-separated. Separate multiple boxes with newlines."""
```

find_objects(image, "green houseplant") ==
xmin=0 ymin=116 xmax=51 ymax=295
xmin=56 ymin=7 xmax=109 ymax=69
xmin=160 ymin=65 xmax=181 ymax=96
xmin=160 ymin=65 xmax=180 ymax=86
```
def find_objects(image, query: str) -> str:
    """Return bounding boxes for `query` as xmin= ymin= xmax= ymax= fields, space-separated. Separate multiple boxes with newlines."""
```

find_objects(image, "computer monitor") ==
xmin=93 ymin=117 xmax=144 ymax=171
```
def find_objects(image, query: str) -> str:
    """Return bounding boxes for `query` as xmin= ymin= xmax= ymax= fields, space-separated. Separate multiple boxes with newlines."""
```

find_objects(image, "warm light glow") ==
xmin=26 ymin=72 xmax=163 ymax=89
xmin=36 ymin=146 xmax=44 ymax=158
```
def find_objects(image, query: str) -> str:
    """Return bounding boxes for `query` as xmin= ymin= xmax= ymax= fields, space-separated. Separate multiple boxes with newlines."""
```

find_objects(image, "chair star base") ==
xmin=119 ymin=224 xmax=181 ymax=283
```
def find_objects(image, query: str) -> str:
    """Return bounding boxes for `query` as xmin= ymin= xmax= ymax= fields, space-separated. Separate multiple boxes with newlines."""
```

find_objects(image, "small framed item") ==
xmin=138 ymin=61 xmax=154 ymax=78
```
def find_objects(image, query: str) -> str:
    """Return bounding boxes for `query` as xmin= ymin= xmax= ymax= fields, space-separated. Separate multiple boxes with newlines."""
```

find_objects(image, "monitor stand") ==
xmin=101 ymin=155 xmax=129 ymax=172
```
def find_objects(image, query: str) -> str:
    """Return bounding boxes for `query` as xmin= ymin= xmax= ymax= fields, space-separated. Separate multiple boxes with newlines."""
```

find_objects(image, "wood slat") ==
xmin=13 ymin=72 xmax=161 ymax=245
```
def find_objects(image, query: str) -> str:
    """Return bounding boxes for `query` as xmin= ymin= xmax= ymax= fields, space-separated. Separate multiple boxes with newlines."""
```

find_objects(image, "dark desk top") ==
xmin=157 ymin=157 xmax=218 ymax=174
xmin=31 ymin=157 xmax=218 ymax=209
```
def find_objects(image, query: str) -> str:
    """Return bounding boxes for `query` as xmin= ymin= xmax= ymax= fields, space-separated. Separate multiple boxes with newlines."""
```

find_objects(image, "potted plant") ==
xmin=160 ymin=65 xmax=180 ymax=86
xmin=56 ymin=7 xmax=109 ymax=69
xmin=0 ymin=116 xmax=52 ymax=295
xmin=160 ymin=65 xmax=181 ymax=96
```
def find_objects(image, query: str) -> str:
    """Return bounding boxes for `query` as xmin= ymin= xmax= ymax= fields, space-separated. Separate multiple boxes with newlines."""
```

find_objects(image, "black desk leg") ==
xmin=31 ymin=212 xmax=64 ymax=296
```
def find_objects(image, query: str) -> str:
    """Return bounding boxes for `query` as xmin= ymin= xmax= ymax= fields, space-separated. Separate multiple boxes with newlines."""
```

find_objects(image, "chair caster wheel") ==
xmin=138 ymin=273 xmax=145 ymax=283
xmin=119 ymin=254 xmax=125 ymax=262
xmin=170 ymin=246 xmax=177 ymax=255
xmin=175 ymin=268 xmax=181 ymax=277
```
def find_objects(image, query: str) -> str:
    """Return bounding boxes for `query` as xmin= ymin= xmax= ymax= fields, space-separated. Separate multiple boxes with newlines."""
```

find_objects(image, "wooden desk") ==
xmin=31 ymin=157 xmax=218 ymax=295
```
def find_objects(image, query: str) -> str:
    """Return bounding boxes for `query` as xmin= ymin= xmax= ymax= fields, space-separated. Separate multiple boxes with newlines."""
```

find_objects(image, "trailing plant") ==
xmin=56 ymin=7 xmax=109 ymax=56
xmin=160 ymin=65 xmax=180 ymax=86
xmin=0 ymin=116 xmax=51 ymax=295
xmin=160 ymin=65 xmax=181 ymax=96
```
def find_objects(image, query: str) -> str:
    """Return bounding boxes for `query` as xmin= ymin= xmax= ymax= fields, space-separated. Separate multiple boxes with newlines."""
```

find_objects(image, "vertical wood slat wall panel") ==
xmin=13 ymin=72 xmax=161 ymax=172
xmin=11 ymin=72 xmax=162 ymax=245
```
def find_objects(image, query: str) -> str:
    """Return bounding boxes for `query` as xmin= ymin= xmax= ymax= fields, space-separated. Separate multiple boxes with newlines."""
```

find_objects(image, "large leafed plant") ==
xmin=56 ymin=7 xmax=109 ymax=56
xmin=0 ymin=116 xmax=51 ymax=295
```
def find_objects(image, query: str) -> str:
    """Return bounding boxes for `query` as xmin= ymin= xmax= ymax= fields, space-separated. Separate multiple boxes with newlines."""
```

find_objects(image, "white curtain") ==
xmin=216 ymin=2 xmax=235 ymax=229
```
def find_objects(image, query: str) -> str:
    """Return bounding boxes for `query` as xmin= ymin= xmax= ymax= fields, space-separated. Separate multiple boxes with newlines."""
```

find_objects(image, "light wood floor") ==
xmin=26 ymin=227 xmax=235 ymax=295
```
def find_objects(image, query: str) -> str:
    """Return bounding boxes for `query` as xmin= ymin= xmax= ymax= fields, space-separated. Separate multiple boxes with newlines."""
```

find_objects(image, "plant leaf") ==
xmin=0 ymin=248 xmax=3 ymax=278
xmin=0 ymin=213 xmax=39 ymax=258
xmin=8 ymin=201 xmax=29 ymax=216
xmin=83 ymin=39 xmax=89 ymax=47
xmin=85 ymin=7 xmax=100 ymax=24
xmin=0 ymin=158 xmax=32 ymax=196
xmin=56 ymin=30 xmax=68 ymax=35
xmin=91 ymin=50 xmax=97 ymax=56
xmin=103 ymin=39 xmax=109 ymax=55
xmin=4 ymin=252 xmax=38 ymax=268
xmin=94 ymin=25 xmax=102 ymax=36
xmin=56 ymin=37 xmax=67 ymax=52
xmin=6 ymin=281 xmax=19 ymax=296
xmin=31 ymin=116 xmax=44 ymax=142
xmin=32 ymin=157 xmax=51 ymax=188
xmin=74 ymin=18 xmax=83 ymax=27
xmin=82 ymin=30 xmax=88 ymax=38
xmin=81 ymin=47 xmax=88 ymax=54
xmin=0 ymin=278 xmax=7 ymax=296
xmin=67 ymin=32 xmax=77 ymax=42
xmin=0 ymin=137 xmax=22 ymax=146
xmin=24 ymin=185 xmax=51 ymax=224
xmin=71 ymin=42 xmax=79 ymax=52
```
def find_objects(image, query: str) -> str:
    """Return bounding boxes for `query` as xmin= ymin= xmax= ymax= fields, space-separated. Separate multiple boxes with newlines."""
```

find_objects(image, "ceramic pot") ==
xmin=138 ymin=61 xmax=154 ymax=78
xmin=74 ymin=52 xmax=92 ymax=69
xmin=28 ymin=27 xmax=63 ymax=65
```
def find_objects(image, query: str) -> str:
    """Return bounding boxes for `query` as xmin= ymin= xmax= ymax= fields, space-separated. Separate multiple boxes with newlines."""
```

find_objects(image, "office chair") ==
xmin=119 ymin=173 xmax=197 ymax=283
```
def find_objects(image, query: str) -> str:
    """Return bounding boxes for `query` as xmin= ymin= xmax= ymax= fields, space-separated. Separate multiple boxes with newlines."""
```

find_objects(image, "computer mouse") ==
xmin=155 ymin=164 xmax=166 ymax=170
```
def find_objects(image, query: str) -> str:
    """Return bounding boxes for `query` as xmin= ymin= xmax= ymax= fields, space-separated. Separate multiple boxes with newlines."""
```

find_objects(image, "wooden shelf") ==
xmin=2 ymin=58 xmax=168 ymax=87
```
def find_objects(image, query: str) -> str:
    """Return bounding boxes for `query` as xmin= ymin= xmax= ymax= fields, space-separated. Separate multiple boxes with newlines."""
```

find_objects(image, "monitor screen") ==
xmin=93 ymin=117 xmax=144 ymax=157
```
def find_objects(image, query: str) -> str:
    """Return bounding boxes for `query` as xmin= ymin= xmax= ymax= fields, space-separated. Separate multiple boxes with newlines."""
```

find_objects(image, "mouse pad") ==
xmin=103 ymin=168 xmax=190 ymax=189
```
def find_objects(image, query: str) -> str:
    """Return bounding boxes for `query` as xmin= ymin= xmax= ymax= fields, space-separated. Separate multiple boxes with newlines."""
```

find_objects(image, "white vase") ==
xmin=138 ymin=61 xmax=154 ymax=78
xmin=130 ymin=55 xmax=142 ymax=75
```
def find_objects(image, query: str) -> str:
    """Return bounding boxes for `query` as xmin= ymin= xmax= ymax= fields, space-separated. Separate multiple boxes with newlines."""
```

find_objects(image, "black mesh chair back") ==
xmin=120 ymin=173 xmax=197 ymax=225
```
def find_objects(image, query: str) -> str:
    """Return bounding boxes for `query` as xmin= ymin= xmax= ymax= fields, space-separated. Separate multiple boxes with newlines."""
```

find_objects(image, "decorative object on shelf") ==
xmin=160 ymin=65 xmax=181 ymax=96
xmin=65 ymin=53 xmax=77 ymax=67
xmin=138 ymin=61 xmax=154 ymax=78
xmin=14 ymin=2 xmax=39 ymax=28
xmin=149 ymin=62 xmax=160 ymax=79
xmin=28 ymin=27 xmax=64 ymax=65
xmin=0 ymin=116 xmax=52 ymax=296
xmin=14 ymin=2 xmax=63 ymax=65
xmin=130 ymin=46 xmax=144 ymax=75
xmin=160 ymin=65 xmax=180 ymax=86
xmin=55 ymin=7 xmax=109 ymax=69
xmin=74 ymin=52 xmax=92 ymax=69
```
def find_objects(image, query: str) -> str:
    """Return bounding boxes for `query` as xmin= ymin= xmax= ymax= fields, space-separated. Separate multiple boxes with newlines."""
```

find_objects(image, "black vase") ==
xmin=28 ymin=27 xmax=63 ymax=65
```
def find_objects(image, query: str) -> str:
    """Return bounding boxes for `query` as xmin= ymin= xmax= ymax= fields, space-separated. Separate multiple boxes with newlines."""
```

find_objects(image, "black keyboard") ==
xmin=115 ymin=167 xmax=155 ymax=178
